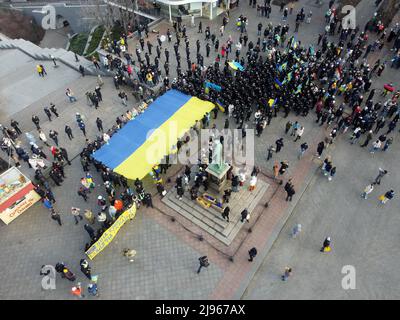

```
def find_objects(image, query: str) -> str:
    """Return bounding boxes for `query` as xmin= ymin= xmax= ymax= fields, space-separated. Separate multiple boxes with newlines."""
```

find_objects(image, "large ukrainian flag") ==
xmin=93 ymin=90 xmax=214 ymax=180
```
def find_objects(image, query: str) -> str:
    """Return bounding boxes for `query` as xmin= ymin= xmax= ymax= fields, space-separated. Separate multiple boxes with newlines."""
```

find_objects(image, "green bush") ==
xmin=69 ymin=33 xmax=89 ymax=56
xmin=111 ymin=24 xmax=125 ymax=41
xmin=85 ymin=25 xmax=105 ymax=56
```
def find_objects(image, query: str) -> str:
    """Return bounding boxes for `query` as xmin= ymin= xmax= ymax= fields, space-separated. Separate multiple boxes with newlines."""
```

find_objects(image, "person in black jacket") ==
xmin=248 ymin=247 xmax=258 ymax=262
xmin=197 ymin=256 xmax=209 ymax=274
xmin=80 ymin=259 xmax=92 ymax=280
xmin=275 ymin=137 xmax=284 ymax=153
xmin=222 ymin=206 xmax=230 ymax=222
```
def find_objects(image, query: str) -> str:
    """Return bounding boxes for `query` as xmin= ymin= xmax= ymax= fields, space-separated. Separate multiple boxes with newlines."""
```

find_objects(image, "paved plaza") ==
xmin=0 ymin=0 xmax=400 ymax=300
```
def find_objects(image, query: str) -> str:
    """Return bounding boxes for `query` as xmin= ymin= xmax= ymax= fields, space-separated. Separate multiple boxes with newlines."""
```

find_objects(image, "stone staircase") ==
xmin=162 ymin=180 xmax=269 ymax=246
xmin=0 ymin=35 xmax=113 ymax=77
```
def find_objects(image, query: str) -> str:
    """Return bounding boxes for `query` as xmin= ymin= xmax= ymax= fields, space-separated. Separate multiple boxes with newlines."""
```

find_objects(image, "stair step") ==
xmin=171 ymin=189 xmax=228 ymax=225
xmin=163 ymin=197 xmax=225 ymax=234
xmin=165 ymin=191 xmax=227 ymax=231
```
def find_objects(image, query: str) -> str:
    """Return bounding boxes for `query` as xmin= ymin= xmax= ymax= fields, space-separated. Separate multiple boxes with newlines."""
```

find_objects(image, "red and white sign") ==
xmin=0 ymin=167 xmax=40 ymax=225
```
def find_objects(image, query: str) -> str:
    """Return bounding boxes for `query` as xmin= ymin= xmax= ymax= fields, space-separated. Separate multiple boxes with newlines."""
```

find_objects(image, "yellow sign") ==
xmin=85 ymin=205 xmax=137 ymax=260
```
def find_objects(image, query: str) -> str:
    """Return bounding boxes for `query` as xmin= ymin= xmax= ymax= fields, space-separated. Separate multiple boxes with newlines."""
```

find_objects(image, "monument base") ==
xmin=205 ymin=164 xmax=230 ymax=194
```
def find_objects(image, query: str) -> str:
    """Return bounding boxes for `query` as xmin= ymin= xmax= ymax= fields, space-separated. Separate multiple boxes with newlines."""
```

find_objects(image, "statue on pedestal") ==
xmin=211 ymin=139 xmax=224 ymax=169
xmin=205 ymin=138 xmax=230 ymax=194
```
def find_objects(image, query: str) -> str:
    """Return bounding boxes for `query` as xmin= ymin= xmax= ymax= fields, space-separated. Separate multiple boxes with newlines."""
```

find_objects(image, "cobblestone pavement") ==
xmin=0 ymin=0 xmax=400 ymax=299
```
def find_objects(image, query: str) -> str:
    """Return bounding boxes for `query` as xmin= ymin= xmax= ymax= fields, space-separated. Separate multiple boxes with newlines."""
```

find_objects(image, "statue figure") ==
xmin=212 ymin=139 xmax=223 ymax=169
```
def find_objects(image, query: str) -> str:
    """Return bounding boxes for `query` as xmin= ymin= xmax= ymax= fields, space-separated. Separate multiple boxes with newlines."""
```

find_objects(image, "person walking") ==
xmin=383 ymin=137 xmax=393 ymax=151
xmin=46 ymin=189 xmax=56 ymax=203
xmin=49 ymin=130 xmax=59 ymax=146
xmin=79 ymin=65 xmax=85 ymax=77
xmin=71 ymin=207 xmax=83 ymax=225
xmin=281 ymin=267 xmax=292 ymax=281
xmin=78 ymin=121 xmax=86 ymax=137
xmin=379 ymin=190 xmax=395 ymax=204
xmin=374 ymin=168 xmax=388 ymax=185
xmin=59 ymin=147 xmax=71 ymax=165
xmin=122 ymin=248 xmax=137 ymax=262
xmin=80 ymin=259 xmax=92 ymax=280
xmin=291 ymin=224 xmax=302 ymax=238
xmin=44 ymin=107 xmax=52 ymax=121
xmin=65 ymin=125 xmax=74 ymax=140
xmin=320 ymin=237 xmax=332 ymax=252
xmin=95 ymin=118 xmax=103 ymax=132
xmin=299 ymin=142 xmax=308 ymax=159
xmin=10 ymin=120 xmax=22 ymax=135
xmin=350 ymin=127 xmax=362 ymax=145
xmin=78 ymin=186 xmax=89 ymax=202
xmin=71 ymin=283 xmax=85 ymax=298
xmin=273 ymin=161 xmax=280 ymax=180
xmin=370 ymin=139 xmax=382 ymax=153
xmin=87 ymin=283 xmax=99 ymax=297
xmin=295 ymin=20 xmax=300 ymax=32
xmin=275 ymin=138 xmax=284 ymax=153
xmin=38 ymin=130 xmax=50 ymax=147
xmin=361 ymin=130 xmax=373 ymax=147
xmin=50 ymin=209 xmax=62 ymax=226
xmin=290 ymin=121 xmax=300 ymax=137
xmin=84 ymin=209 xmax=95 ymax=224
xmin=197 ymin=256 xmax=209 ymax=274
xmin=361 ymin=184 xmax=374 ymax=199
xmin=294 ymin=126 xmax=304 ymax=142
xmin=176 ymin=183 xmax=184 ymax=200
xmin=279 ymin=161 xmax=289 ymax=175
xmin=267 ymin=145 xmax=275 ymax=161
xmin=222 ymin=206 xmax=230 ymax=222
xmin=248 ymin=247 xmax=257 ymax=262
xmin=43 ymin=197 xmax=53 ymax=211
xmin=50 ymin=103 xmax=59 ymax=117
xmin=66 ymin=88 xmax=77 ymax=103
xmin=249 ymin=175 xmax=257 ymax=191
xmin=316 ymin=141 xmax=325 ymax=158
xmin=240 ymin=209 xmax=250 ymax=223
xmin=285 ymin=121 xmax=293 ymax=134
xmin=36 ymin=64 xmax=44 ymax=77
xmin=144 ymin=193 xmax=153 ymax=208
xmin=32 ymin=115 xmax=41 ymax=130
xmin=285 ymin=181 xmax=295 ymax=201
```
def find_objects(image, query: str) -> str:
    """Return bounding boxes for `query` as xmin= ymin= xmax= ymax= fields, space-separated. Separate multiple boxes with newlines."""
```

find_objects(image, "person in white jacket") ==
xmin=249 ymin=175 xmax=257 ymax=191
xmin=38 ymin=130 xmax=50 ymax=147
xmin=294 ymin=126 xmax=304 ymax=142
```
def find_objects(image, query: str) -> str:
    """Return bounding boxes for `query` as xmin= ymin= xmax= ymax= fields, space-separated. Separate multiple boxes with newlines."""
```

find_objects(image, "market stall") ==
xmin=0 ymin=167 xmax=41 ymax=225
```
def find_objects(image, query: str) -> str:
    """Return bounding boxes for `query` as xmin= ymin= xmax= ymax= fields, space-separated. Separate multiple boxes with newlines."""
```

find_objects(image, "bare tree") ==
xmin=79 ymin=0 xmax=115 ymax=32
xmin=80 ymin=0 xmax=138 ymax=31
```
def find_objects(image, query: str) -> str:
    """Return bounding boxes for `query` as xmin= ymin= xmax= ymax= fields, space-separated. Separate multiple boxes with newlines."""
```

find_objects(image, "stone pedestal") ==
xmin=205 ymin=163 xmax=230 ymax=194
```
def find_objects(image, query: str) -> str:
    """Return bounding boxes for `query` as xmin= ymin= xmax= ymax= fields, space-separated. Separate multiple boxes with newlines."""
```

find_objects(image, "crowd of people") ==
xmin=1 ymin=0 xmax=399 ymax=296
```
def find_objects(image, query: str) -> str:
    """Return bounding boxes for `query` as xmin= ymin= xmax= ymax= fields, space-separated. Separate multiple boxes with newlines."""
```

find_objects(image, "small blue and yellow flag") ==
xmin=295 ymin=84 xmax=302 ymax=94
xmin=216 ymin=99 xmax=225 ymax=113
xmin=274 ymin=78 xmax=283 ymax=89
xmin=205 ymin=81 xmax=222 ymax=92
xmin=228 ymin=61 xmax=245 ymax=71
xmin=268 ymin=98 xmax=278 ymax=108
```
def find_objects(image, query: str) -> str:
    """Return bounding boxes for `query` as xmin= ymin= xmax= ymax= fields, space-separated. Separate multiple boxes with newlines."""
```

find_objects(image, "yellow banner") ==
xmin=85 ymin=205 xmax=137 ymax=260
